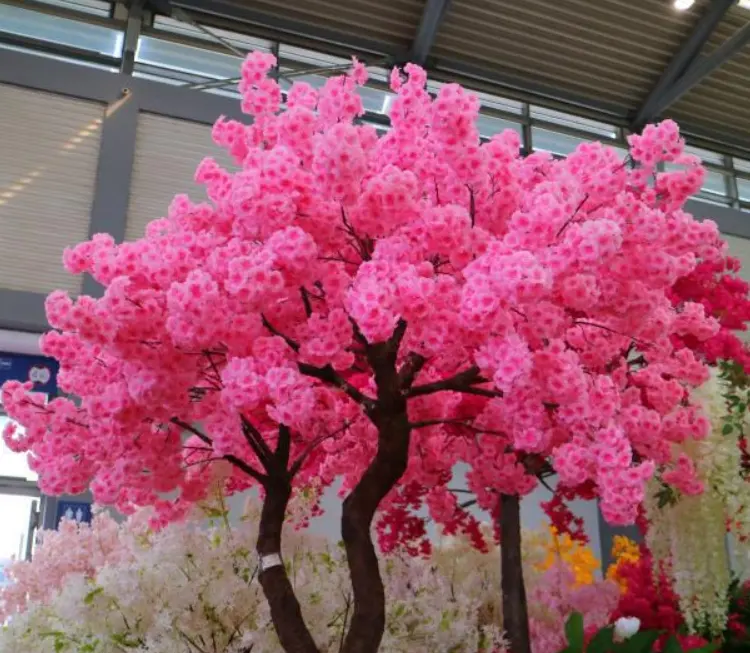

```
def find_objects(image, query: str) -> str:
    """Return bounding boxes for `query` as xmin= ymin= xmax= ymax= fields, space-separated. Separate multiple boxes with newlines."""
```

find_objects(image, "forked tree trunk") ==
xmin=258 ymin=322 xmax=411 ymax=653
xmin=257 ymin=478 xmax=319 ymax=653
xmin=500 ymin=493 xmax=531 ymax=653
xmin=340 ymin=332 xmax=411 ymax=653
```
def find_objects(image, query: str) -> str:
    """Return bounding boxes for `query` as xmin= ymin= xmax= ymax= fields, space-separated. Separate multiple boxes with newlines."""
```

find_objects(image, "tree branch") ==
xmin=289 ymin=421 xmax=352 ymax=477
xmin=261 ymin=314 xmax=300 ymax=352
xmin=300 ymin=287 xmax=313 ymax=318
xmin=170 ymin=418 xmax=268 ymax=484
xmin=170 ymin=418 xmax=212 ymax=446
xmin=405 ymin=365 xmax=502 ymax=399
xmin=409 ymin=419 xmax=507 ymax=437
xmin=574 ymin=320 xmax=651 ymax=347
xmin=556 ymin=193 xmax=589 ymax=238
xmin=240 ymin=414 xmax=276 ymax=471
xmin=348 ymin=316 xmax=368 ymax=347
xmin=398 ymin=353 xmax=427 ymax=389
xmin=298 ymin=362 xmax=376 ymax=411
xmin=224 ymin=454 xmax=267 ymax=484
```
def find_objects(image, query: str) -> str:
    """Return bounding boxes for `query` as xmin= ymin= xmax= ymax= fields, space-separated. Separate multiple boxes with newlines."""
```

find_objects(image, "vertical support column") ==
xmin=725 ymin=155 xmax=740 ymax=210
xmin=118 ymin=0 xmax=144 ymax=76
xmin=521 ymin=103 xmax=532 ymax=155
xmin=81 ymin=90 xmax=140 ymax=297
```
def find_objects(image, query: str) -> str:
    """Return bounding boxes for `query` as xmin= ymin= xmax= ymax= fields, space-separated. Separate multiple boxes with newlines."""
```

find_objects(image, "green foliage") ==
xmin=720 ymin=360 xmax=750 ymax=456
xmin=83 ymin=587 xmax=103 ymax=605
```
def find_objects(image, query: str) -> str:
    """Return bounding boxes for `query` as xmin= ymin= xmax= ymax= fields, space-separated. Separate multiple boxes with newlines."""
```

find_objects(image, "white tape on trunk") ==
xmin=260 ymin=553 xmax=283 ymax=571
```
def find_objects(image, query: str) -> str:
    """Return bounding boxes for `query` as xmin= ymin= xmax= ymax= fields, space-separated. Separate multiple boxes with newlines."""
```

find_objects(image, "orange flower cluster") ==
xmin=535 ymin=526 xmax=600 ymax=585
xmin=605 ymin=535 xmax=640 ymax=592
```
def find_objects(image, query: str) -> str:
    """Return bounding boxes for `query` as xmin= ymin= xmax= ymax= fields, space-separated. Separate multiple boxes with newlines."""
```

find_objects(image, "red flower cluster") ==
xmin=671 ymin=257 xmax=750 ymax=371
xmin=611 ymin=546 xmax=683 ymax=633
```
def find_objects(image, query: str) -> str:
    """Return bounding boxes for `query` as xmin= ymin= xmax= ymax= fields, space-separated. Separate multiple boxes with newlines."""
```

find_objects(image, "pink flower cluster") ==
xmin=528 ymin=563 xmax=620 ymax=653
xmin=0 ymin=52 xmax=737 ymax=545
xmin=0 ymin=511 xmax=130 ymax=622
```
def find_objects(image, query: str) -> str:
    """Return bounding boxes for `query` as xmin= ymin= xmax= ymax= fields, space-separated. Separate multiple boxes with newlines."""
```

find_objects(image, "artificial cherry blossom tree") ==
xmin=1 ymin=52 xmax=733 ymax=653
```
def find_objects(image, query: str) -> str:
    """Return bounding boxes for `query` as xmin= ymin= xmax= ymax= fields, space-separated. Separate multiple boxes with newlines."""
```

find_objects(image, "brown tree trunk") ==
xmin=257 ymin=478 xmax=319 ymax=653
xmin=500 ymin=493 xmax=531 ymax=653
xmin=341 ymin=330 xmax=411 ymax=653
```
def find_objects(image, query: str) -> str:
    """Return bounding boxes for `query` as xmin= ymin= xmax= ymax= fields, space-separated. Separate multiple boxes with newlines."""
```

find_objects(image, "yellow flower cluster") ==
xmin=605 ymin=535 xmax=640 ymax=592
xmin=535 ymin=526 xmax=600 ymax=586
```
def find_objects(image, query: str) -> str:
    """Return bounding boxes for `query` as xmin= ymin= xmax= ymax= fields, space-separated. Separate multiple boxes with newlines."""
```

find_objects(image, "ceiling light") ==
xmin=673 ymin=0 xmax=695 ymax=9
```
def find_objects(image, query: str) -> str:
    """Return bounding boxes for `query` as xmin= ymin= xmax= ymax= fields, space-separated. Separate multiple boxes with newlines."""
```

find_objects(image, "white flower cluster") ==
xmin=0 ymin=498 xmax=506 ymax=653
xmin=645 ymin=370 xmax=750 ymax=637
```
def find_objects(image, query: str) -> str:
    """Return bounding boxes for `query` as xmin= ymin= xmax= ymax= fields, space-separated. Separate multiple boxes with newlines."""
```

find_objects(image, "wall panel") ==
xmin=125 ymin=113 xmax=235 ymax=241
xmin=0 ymin=84 xmax=103 ymax=295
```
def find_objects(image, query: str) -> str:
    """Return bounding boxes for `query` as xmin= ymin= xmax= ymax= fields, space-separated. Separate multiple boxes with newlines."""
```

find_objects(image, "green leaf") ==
xmin=111 ymin=633 xmax=139 ymax=648
xmin=565 ymin=612 xmax=585 ymax=653
xmin=587 ymin=626 xmax=614 ymax=653
xmin=54 ymin=640 xmax=66 ymax=653
xmin=663 ymin=635 xmax=682 ymax=653
xmin=83 ymin=587 xmax=103 ymax=605
xmin=724 ymin=423 xmax=735 ymax=435
xmin=618 ymin=630 xmax=661 ymax=653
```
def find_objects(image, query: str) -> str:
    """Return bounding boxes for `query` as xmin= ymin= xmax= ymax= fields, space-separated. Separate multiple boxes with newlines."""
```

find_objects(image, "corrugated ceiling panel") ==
xmin=125 ymin=113 xmax=235 ymax=241
xmin=0 ymin=84 xmax=102 ymax=295
xmin=670 ymin=6 xmax=750 ymax=148
xmin=433 ymin=0 xmax=701 ymax=110
xmin=236 ymin=0 xmax=421 ymax=47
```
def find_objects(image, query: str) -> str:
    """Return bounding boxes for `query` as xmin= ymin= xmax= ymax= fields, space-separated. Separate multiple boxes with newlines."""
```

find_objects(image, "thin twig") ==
xmin=300 ymin=287 xmax=313 ymax=318
xmin=289 ymin=421 xmax=352 ymax=476
xmin=170 ymin=418 xmax=267 ymax=483
xmin=556 ymin=193 xmax=589 ymax=237
xmin=574 ymin=320 xmax=651 ymax=347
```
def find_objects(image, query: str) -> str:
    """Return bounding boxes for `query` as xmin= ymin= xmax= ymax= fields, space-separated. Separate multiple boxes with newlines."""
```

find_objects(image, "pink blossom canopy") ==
xmin=2 ymin=52 xmax=727 ymax=546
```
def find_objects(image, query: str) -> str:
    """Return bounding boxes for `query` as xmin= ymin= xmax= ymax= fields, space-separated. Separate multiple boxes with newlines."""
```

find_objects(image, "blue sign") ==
xmin=0 ymin=352 xmax=58 ymax=398
xmin=55 ymin=501 xmax=92 ymax=526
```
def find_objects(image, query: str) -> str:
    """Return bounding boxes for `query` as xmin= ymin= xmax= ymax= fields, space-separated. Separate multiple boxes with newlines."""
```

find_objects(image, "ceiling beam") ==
xmin=166 ymin=0 xmax=403 ymax=58
xmin=649 ymin=21 xmax=750 ymax=118
xmin=409 ymin=0 xmax=452 ymax=66
xmin=632 ymin=0 xmax=735 ymax=129
xmin=436 ymin=58 xmax=627 ymax=120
